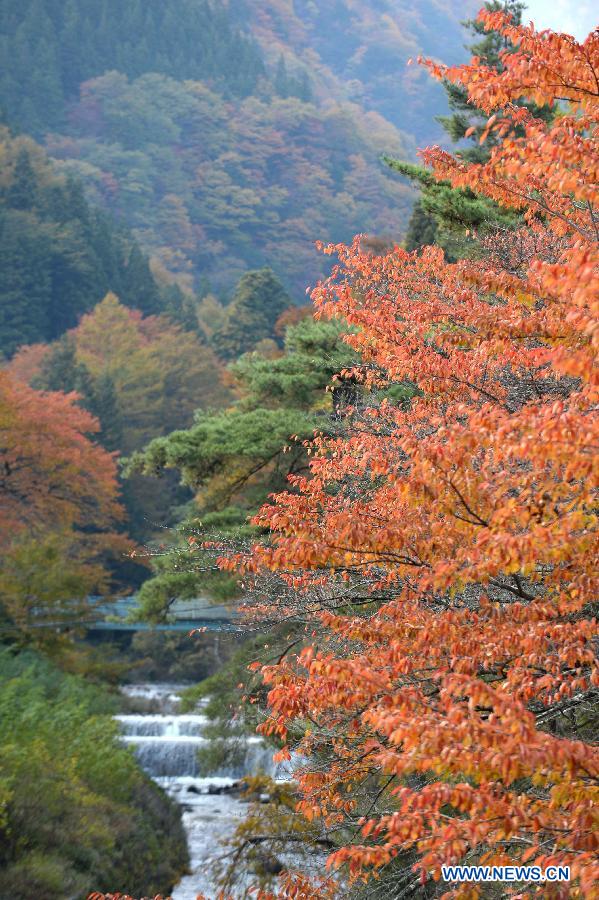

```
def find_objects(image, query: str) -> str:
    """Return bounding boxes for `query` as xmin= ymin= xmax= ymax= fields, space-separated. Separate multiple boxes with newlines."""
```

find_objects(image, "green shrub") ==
xmin=0 ymin=647 xmax=189 ymax=899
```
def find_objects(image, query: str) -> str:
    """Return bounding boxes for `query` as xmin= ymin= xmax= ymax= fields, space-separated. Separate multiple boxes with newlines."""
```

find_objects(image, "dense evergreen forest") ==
xmin=0 ymin=0 xmax=265 ymax=134
xmin=1 ymin=0 xmax=597 ymax=898
xmin=0 ymin=129 xmax=180 ymax=355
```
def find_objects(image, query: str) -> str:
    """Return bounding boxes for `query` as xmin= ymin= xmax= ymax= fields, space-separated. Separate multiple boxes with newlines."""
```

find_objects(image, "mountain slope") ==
xmin=1 ymin=0 xmax=474 ymax=299
xmin=0 ymin=128 xmax=177 ymax=357
xmin=0 ymin=0 xmax=264 ymax=135
xmin=48 ymin=73 xmax=413 ymax=296
xmin=231 ymin=0 xmax=479 ymax=143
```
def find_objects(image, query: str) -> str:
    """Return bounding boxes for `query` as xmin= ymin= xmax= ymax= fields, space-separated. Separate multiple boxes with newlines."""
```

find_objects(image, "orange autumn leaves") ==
xmin=0 ymin=370 xmax=127 ymax=642
xmin=0 ymin=371 xmax=122 ymax=544
xmin=217 ymin=12 xmax=599 ymax=899
xmin=87 ymin=872 xmax=338 ymax=900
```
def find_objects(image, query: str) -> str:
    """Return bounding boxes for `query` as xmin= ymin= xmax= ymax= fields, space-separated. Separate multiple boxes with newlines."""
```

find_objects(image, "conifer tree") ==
xmin=437 ymin=0 xmax=528 ymax=161
xmin=6 ymin=148 xmax=38 ymax=211
xmin=0 ymin=129 xmax=175 ymax=355
xmin=89 ymin=371 xmax=123 ymax=452
xmin=297 ymin=70 xmax=312 ymax=103
xmin=274 ymin=55 xmax=290 ymax=98
xmin=0 ymin=209 xmax=52 ymax=355
xmin=121 ymin=244 xmax=163 ymax=316
xmin=35 ymin=334 xmax=95 ymax=399
xmin=391 ymin=1 xmax=536 ymax=256
xmin=211 ymin=268 xmax=293 ymax=361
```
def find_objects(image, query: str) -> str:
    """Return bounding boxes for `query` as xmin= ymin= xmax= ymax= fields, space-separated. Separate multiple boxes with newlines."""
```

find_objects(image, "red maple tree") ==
xmin=217 ymin=13 xmax=598 ymax=898
xmin=0 ymin=371 xmax=128 ymax=643
xmin=0 ymin=370 xmax=123 ymax=543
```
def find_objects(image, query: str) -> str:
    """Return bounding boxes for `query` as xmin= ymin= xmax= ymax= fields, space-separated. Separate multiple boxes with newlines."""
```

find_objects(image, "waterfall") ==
xmin=117 ymin=712 xmax=280 ymax=779
xmin=116 ymin=714 xmax=208 ymax=737
xmin=117 ymin=684 xmax=295 ymax=899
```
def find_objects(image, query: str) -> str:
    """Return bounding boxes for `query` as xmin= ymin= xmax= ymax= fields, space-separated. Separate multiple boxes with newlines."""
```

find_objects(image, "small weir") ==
xmin=117 ymin=684 xmax=286 ymax=898
xmin=117 ymin=713 xmax=278 ymax=779
xmin=117 ymin=714 xmax=207 ymax=778
xmin=117 ymin=714 xmax=207 ymax=737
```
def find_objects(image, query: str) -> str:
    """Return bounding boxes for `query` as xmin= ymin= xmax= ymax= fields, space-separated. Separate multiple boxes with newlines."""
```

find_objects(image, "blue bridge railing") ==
xmin=88 ymin=595 xmax=239 ymax=633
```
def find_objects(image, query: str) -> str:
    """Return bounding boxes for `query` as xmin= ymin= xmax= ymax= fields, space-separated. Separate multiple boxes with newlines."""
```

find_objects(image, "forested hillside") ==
xmin=231 ymin=0 xmax=479 ymax=140
xmin=48 ymin=75 xmax=410 ymax=295
xmin=8 ymin=293 xmax=232 ymax=543
xmin=0 ymin=128 xmax=182 ymax=357
xmin=0 ymin=649 xmax=188 ymax=897
xmin=0 ymin=0 xmax=264 ymax=135
xmin=0 ymin=0 xmax=474 ymax=297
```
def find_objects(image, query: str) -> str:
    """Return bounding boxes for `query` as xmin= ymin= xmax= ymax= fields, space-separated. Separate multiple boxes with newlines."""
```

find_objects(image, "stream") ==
xmin=118 ymin=683 xmax=286 ymax=899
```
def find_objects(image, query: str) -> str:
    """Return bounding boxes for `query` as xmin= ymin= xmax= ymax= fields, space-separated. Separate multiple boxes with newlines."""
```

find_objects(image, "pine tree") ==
xmin=0 ymin=209 xmax=51 ymax=356
xmin=122 ymin=244 xmax=162 ymax=316
xmin=59 ymin=0 xmax=85 ymax=94
xmin=34 ymin=334 xmax=95 ymax=403
xmin=403 ymin=197 xmax=439 ymax=251
xmin=7 ymin=149 xmax=38 ymax=211
xmin=386 ymin=157 xmax=517 ymax=260
xmin=126 ymin=316 xmax=359 ymax=618
xmin=437 ymin=1 xmax=527 ymax=162
xmin=392 ymin=1 xmax=543 ymax=257
xmin=297 ymin=70 xmax=312 ymax=103
xmin=211 ymin=268 xmax=293 ymax=361
xmin=162 ymin=283 xmax=199 ymax=332
xmin=35 ymin=335 xmax=124 ymax=451
xmin=11 ymin=1 xmax=64 ymax=132
xmin=89 ymin=371 xmax=123 ymax=452
xmin=274 ymin=55 xmax=289 ymax=98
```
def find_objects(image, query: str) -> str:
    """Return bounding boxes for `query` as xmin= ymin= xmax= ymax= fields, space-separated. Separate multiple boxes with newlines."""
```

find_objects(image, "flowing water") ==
xmin=118 ymin=684 xmax=287 ymax=899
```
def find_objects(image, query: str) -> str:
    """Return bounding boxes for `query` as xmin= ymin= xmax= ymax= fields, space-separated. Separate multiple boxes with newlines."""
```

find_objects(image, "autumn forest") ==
xmin=0 ymin=1 xmax=597 ymax=898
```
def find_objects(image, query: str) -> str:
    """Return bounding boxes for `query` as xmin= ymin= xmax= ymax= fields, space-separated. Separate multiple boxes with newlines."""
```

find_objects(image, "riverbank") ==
xmin=0 ymin=650 xmax=189 ymax=899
